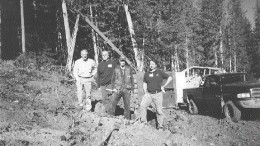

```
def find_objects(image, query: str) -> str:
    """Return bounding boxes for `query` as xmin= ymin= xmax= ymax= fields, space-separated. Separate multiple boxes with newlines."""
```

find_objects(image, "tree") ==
xmin=20 ymin=0 xmax=26 ymax=54
xmin=62 ymin=0 xmax=80 ymax=73
xmin=0 ymin=2 xmax=2 ymax=59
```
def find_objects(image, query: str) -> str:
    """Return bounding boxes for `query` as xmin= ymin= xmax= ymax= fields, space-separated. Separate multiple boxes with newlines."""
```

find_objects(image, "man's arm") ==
xmin=161 ymin=76 xmax=172 ymax=92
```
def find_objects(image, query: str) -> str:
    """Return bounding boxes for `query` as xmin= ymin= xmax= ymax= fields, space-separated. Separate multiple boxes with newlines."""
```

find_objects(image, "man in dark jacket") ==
xmin=96 ymin=50 xmax=117 ymax=113
xmin=110 ymin=56 xmax=134 ymax=119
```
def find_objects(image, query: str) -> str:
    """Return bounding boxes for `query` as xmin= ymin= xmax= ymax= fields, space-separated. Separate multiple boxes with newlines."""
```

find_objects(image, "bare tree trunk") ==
xmin=175 ymin=45 xmax=180 ymax=72
xmin=229 ymin=56 xmax=232 ymax=72
xmin=213 ymin=45 xmax=218 ymax=67
xmin=234 ymin=52 xmax=236 ymax=72
xmin=90 ymin=6 xmax=99 ymax=64
xmin=171 ymin=48 xmax=174 ymax=72
xmin=0 ymin=6 xmax=1 ymax=59
xmin=20 ymin=0 xmax=26 ymax=53
xmin=62 ymin=0 xmax=73 ymax=72
xmin=185 ymin=35 xmax=189 ymax=72
xmin=62 ymin=0 xmax=79 ymax=74
xmin=139 ymin=37 xmax=145 ymax=71
xmin=124 ymin=4 xmax=142 ymax=71
xmin=70 ymin=14 xmax=80 ymax=59
xmin=219 ymin=27 xmax=224 ymax=66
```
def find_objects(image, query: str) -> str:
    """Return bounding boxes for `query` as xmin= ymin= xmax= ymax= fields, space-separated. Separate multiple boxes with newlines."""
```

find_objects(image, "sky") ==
xmin=241 ymin=0 xmax=257 ymax=27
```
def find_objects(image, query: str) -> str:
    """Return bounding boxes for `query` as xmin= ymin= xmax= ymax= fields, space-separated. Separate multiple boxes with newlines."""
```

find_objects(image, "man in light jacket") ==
xmin=73 ymin=49 xmax=97 ymax=111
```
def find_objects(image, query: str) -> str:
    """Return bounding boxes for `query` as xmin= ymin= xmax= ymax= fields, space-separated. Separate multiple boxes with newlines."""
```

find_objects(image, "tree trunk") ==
xmin=171 ymin=47 xmax=174 ymax=72
xmin=20 ymin=0 xmax=25 ymax=53
xmin=124 ymin=4 xmax=142 ymax=71
xmin=0 ymin=5 xmax=2 ymax=59
xmin=213 ymin=44 xmax=218 ymax=67
xmin=185 ymin=35 xmax=189 ymax=72
xmin=90 ymin=6 xmax=99 ymax=64
xmin=70 ymin=14 xmax=80 ymax=61
xmin=229 ymin=56 xmax=232 ymax=72
xmin=175 ymin=45 xmax=180 ymax=72
xmin=234 ymin=52 xmax=236 ymax=72
xmin=219 ymin=27 xmax=224 ymax=66
xmin=62 ymin=0 xmax=73 ymax=73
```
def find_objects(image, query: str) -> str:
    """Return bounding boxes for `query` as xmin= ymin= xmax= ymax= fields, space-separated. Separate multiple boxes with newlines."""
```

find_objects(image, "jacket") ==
xmin=111 ymin=65 xmax=134 ymax=92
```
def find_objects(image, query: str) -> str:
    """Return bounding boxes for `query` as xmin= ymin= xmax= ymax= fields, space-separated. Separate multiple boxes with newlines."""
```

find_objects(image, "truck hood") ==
xmin=222 ymin=81 xmax=260 ymax=94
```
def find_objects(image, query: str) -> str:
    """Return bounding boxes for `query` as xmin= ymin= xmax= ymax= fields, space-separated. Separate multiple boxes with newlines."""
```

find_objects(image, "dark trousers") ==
xmin=100 ymin=84 xmax=113 ymax=114
xmin=110 ymin=90 xmax=131 ymax=119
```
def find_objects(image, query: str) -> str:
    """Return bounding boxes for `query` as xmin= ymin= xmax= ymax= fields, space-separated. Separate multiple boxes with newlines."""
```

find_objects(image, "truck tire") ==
xmin=223 ymin=101 xmax=241 ymax=122
xmin=188 ymin=99 xmax=198 ymax=114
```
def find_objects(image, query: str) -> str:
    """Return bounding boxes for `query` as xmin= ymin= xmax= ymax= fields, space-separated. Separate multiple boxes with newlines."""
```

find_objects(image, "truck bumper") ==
xmin=237 ymin=98 xmax=260 ymax=108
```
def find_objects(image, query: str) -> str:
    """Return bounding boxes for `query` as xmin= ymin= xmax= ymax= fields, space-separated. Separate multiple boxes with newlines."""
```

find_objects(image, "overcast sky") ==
xmin=241 ymin=0 xmax=257 ymax=27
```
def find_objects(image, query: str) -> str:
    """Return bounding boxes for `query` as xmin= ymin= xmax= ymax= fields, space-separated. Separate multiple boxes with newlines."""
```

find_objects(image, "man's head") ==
xmin=102 ymin=51 xmax=110 ymax=61
xmin=81 ymin=49 xmax=88 ymax=61
xmin=149 ymin=60 xmax=158 ymax=71
xmin=119 ymin=56 xmax=126 ymax=67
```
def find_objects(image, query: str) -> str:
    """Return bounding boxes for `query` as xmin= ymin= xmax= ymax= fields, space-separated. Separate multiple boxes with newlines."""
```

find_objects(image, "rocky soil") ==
xmin=0 ymin=61 xmax=259 ymax=146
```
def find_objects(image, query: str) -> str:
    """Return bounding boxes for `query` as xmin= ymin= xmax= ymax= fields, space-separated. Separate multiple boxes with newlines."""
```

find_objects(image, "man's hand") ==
xmin=161 ymin=86 xmax=166 ymax=93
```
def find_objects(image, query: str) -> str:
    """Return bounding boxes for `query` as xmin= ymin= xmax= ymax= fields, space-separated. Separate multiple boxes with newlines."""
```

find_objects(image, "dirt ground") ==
xmin=0 ymin=61 xmax=260 ymax=146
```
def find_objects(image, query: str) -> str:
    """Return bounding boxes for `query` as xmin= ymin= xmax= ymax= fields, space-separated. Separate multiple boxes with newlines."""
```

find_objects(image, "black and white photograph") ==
xmin=0 ymin=0 xmax=259 ymax=145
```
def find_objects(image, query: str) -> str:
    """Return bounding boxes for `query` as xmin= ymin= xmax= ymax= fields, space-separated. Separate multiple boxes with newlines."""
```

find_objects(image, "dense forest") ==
xmin=1 ymin=0 xmax=260 ymax=76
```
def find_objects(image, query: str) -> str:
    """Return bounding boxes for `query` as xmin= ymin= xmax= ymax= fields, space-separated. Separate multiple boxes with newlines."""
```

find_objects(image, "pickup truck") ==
xmin=183 ymin=72 xmax=260 ymax=122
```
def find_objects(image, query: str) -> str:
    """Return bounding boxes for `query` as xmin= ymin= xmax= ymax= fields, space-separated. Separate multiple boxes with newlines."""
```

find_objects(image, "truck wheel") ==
xmin=188 ymin=99 xmax=198 ymax=114
xmin=223 ymin=101 xmax=241 ymax=122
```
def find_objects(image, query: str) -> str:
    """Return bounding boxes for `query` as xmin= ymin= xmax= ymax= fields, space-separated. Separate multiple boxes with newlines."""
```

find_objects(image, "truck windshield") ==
xmin=221 ymin=74 xmax=256 ymax=84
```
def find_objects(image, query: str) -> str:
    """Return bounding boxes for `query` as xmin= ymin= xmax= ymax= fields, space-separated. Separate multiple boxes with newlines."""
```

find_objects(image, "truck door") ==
xmin=203 ymin=76 xmax=222 ymax=114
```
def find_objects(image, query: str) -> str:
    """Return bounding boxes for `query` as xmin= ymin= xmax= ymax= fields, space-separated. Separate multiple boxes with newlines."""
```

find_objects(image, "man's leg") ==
xmin=152 ymin=92 xmax=164 ymax=127
xmin=100 ymin=84 xmax=112 ymax=113
xmin=140 ymin=94 xmax=152 ymax=123
xmin=83 ymin=79 xmax=92 ymax=111
xmin=110 ymin=92 xmax=121 ymax=116
xmin=122 ymin=91 xmax=131 ymax=120
xmin=76 ymin=80 xmax=84 ymax=106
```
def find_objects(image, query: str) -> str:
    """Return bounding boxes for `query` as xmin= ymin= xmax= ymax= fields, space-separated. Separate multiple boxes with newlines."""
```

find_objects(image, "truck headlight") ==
xmin=237 ymin=93 xmax=251 ymax=98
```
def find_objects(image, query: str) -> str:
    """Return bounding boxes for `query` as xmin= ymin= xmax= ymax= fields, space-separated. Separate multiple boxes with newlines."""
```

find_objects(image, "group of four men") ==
xmin=73 ymin=49 xmax=172 ymax=129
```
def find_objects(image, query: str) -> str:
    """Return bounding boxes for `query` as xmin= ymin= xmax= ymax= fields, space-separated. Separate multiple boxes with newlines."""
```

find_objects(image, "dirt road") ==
xmin=0 ymin=62 xmax=259 ymax=146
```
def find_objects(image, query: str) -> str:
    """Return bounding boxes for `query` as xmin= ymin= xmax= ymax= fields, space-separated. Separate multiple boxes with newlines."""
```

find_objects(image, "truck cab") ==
xmin=182 ymin=72 xmax=260 ymax=122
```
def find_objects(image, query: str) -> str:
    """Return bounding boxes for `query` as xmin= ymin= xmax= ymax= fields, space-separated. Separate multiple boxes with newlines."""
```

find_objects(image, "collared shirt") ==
xmin=143 ymin=68 xmax=169 ymax=92
xmin=73 ymin=58 xmax=97 ymax=78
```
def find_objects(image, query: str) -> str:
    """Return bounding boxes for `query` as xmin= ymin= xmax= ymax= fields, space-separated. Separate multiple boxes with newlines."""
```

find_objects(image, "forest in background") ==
xmin=1 ymin=0 xmax=260 ymax=77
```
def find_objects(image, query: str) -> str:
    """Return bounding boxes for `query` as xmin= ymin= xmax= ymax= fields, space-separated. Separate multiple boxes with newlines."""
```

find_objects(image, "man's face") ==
xmin=149 ymin=61 xmax=157 ymax=70
xmin=102 ymin=51 xmax=109 ymax=61
xmin=120 ymin=60 xmax=126 ymax=67
xmin=81 ymin=51 xmax=88 ymax=61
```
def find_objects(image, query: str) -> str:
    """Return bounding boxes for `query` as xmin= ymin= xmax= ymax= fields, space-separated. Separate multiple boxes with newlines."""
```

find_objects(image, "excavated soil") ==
xmin=0 ymin=61 xmax=259 ymax=146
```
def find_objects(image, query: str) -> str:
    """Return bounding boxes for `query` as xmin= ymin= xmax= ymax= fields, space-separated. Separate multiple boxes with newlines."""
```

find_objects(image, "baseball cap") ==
xmin=119 ymin=56 xmax=126 ymax=61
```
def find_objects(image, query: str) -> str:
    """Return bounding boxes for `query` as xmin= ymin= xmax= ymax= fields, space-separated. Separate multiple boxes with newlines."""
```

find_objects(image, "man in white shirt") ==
xmin=73 ymin=49 xmax=97 ymax=111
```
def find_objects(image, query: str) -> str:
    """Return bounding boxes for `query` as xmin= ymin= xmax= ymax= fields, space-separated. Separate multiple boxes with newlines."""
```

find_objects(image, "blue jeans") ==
xmin=110 ymin=90 xmax=131 ymax=119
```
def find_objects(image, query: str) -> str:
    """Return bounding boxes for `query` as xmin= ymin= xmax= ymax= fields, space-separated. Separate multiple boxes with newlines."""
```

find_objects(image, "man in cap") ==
xmin=110 ymin=56 xmax=134 ymax=119
xmin=139 ymin=59 xmax=172 ymax=129
xmin=73 ymin=49 xmax=97 ymax=111
xmin=96 ymin=50 xmax=117 ymax=114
